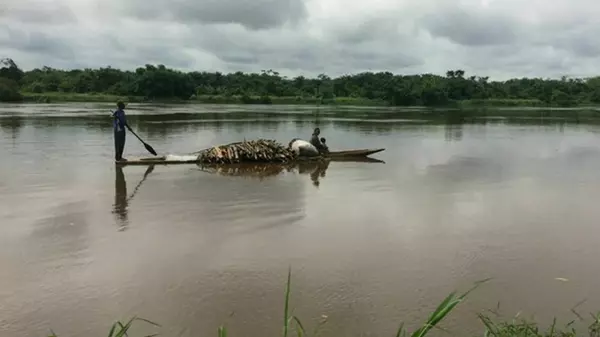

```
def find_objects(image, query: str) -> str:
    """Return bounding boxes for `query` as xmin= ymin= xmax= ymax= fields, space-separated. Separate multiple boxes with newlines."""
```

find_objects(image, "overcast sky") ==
xmin=1 ymin=0 xmax=599 ymax=80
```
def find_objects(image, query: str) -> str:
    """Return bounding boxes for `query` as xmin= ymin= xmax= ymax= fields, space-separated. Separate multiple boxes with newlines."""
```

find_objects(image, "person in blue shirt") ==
xmin=112 ymin=101 xmax=128 ymax=161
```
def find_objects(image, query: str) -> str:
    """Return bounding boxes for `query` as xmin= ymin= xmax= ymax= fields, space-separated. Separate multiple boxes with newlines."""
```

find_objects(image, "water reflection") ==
xmin=0 ymin=115 xmax=24 ymax=143
xmin=445 ymin=123 xmax=463 ymax=142
xmin=196 ymin=158 xmax=384 ymax=188
xmin=9 ymin=105 xmax=600 ymax=142
xmin=113 ymin=165 xmax=155 ymax=230
xmin=296 ymin=160 xmax=330 ymax=187
xmin=114 ymin=166 xmax=128 ymax=227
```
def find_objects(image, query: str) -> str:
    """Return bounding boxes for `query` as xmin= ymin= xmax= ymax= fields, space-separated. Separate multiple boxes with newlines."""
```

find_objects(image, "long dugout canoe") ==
xmin=116 ymin=148 xmax=385 ymax=166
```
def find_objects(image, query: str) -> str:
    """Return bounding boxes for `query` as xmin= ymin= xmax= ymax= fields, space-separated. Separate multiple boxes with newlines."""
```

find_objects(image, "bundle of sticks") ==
xmin=197 ymin=139 xmax=298 ymax=164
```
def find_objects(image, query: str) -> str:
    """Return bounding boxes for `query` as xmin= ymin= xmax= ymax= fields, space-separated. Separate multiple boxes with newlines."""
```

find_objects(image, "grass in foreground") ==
xmin=46 ymin=269 xmax=600 ymax=337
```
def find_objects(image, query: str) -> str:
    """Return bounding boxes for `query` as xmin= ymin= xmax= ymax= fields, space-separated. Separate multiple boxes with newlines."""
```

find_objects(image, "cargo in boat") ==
xmin=115 ymin=139 xmax=385 ymax=166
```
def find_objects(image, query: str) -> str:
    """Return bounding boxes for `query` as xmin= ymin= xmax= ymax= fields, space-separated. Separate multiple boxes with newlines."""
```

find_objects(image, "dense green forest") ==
xmin=1 ymin=57 xmax=600 ymax=107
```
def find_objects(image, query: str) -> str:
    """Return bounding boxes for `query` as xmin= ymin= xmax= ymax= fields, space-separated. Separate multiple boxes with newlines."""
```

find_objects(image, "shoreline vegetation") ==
xmin=47 ymin=270 xmax=599 ymax=337
xmin=19 ymin=92 xmax=591 ymax=109
xmin=2 ymin=58 xmax=600 ymax=109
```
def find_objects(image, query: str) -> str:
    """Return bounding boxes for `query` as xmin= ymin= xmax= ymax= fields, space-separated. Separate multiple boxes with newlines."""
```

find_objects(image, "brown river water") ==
xmin=2 ymin=103 xmax=600 ymax=337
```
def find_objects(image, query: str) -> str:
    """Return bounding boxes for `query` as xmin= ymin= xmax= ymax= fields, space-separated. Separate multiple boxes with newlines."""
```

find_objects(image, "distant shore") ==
xmin=18 ymin=92 xmax=600 ymax=110
xmin=21 ymin=92 xmax=387 ymax=106
xmin=3 ymin=59 xmax=600 ymax=108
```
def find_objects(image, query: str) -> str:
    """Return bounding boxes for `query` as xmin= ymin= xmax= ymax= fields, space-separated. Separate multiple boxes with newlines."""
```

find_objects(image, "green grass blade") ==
xmin=135 ymin=317 xmax=161 ymax=327
xmin=115 ymin=317 xmax=136 ymax=337
xmin=549 ymin=317 xmax=557 ymax=337
xmin=477 ymin=313 xmax=498 ymax=337
xmin=283 ymin=266 xmax=292 ymax=337
xmin=105 ymin=316 xmax=160 ymax=337
xmin=411 ymin=278 xmax=490 ymax=337
xmin=291 ymin=316 xmax=306 ymax=337
xmin=117 ymin=322 xmax=128 ymax=337
xmin=395 ymin=322 xmax=406 ymax=337
xmin=218 ymin=325 xmax=227 ymax=337
xmin=108 ymin=323 xmax=118 ymax=337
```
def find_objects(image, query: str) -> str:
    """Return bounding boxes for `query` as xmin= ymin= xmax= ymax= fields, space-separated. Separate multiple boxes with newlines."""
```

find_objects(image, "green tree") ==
xmin=0 ymin=58 xmax=24 ymax=101
xmin=3 ymin=56 xmax=600 ymax=107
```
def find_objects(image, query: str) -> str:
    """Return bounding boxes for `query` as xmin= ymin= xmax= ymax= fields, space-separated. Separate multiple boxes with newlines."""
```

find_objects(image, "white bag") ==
xmin=289 ymin=139 xmax=320 ymax=157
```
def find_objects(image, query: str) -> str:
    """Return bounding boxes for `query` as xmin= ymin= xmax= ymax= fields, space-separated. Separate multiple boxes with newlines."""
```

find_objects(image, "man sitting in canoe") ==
xmin=320 ymin=137 xmax=329 ymax=153
xmin=310 ymin=128 xmax=329 ymax=154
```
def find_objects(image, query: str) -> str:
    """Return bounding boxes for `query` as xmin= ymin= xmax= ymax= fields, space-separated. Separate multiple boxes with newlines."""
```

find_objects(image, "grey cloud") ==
xmin=565 ymin=38 xmax=600 ymax=58
xmin=418 ymin=1 xmax=600 ymax=60
xmin=420 ymin=8 xmax=518 ymax=46
xmin=0 ymin=26 xmax=74 ymax=60
xmin=3 ymin=0 xmax=600 ymax=81
xmin=220 ymin=54 xmax=260 ymax=65
xmin=272 ymin=49 xmax=420 ymax=74
xmin=533 ymin=27 xmax=600 ymax=58
xmin=188 ymin=24 xmax=422 ymax=75
xmin=120 ymin=0 xmax=307 ymax=30
xmin=131 ymin=46 xmax=196 ymax=69
xmin=0 ymin=0 xmax=76 ymax=24
xmin=333 ymin=48 xmax=422 ymax=71
xmin=0 ymin=21 xmax=195 ymax=71
xmin=460 ymin=45 xmax=575 ymax=80
xmin=86 ymin=37 xmax=198 ymax=70
xmin=332 ymin=16 xmax=404 ymax=45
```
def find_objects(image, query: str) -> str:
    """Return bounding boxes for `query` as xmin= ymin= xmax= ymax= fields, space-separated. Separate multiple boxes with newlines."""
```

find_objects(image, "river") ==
xmin=1 ymin=103 xmax=600 ymax=337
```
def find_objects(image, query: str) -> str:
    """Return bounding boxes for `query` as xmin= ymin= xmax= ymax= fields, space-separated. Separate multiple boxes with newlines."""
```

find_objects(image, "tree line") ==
xmin=1 ymin=58 xmax=600 ymax=107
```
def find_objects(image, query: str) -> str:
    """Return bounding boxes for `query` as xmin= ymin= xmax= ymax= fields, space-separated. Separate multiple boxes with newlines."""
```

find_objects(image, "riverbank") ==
xmin=20 ymin=92 xmax=387 ymax=106
xmin=18 ymin=92 xmax=600 ymax=110
xmin=47 ymin=271 xmax=596 ymax=337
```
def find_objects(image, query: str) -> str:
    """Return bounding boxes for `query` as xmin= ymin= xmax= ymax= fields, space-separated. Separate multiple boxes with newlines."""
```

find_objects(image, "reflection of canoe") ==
xmin=197 ymin=158 xmax=385 ymax=187
xmin=198 ymin=157 xmax=384 ymax=174
xmin=197 ymin=161 xmax=333 ymax=186
xmin=116 ymin=156 xmax=197 ymax=166
xmin=116 ymin=148 xmax=385 ymax=166
xmin=198 ymin=161 xmax=329 ymax=178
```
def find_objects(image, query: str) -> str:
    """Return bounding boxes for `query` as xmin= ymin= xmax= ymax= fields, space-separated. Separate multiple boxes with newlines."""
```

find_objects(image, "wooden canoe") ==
xmin=116 ymin=148 xmax=385 ymax=166
xmin=326 ymin=148 xmax=385 ymax=158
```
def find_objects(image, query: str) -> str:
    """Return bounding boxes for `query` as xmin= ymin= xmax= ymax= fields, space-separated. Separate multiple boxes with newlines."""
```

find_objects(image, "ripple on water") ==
xmin=128 ymin=169 xmax=309 ymax=238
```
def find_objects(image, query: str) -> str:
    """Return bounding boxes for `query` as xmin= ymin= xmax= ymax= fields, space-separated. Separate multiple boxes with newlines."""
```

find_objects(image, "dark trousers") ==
xmin=114 ymin=130 xmax=126 ymax=160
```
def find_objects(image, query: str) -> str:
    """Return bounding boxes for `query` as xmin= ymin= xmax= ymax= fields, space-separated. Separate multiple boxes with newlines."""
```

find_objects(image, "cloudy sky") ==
xmin=1 ymin=0 xmax=599 ymax=80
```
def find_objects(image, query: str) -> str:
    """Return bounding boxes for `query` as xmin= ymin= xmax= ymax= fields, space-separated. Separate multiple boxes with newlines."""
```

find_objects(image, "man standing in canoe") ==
xmin=310 ymin=127 xmax=329 ymax=154
xmin=113 ymin=101 xmax=128 ymax=162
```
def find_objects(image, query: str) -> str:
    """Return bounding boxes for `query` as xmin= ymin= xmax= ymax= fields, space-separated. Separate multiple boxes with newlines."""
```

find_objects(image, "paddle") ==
xmin=125 ymin=124 xmax=158 ymax=156
xmin=110 ymin=110 xmax=158 ymax=156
